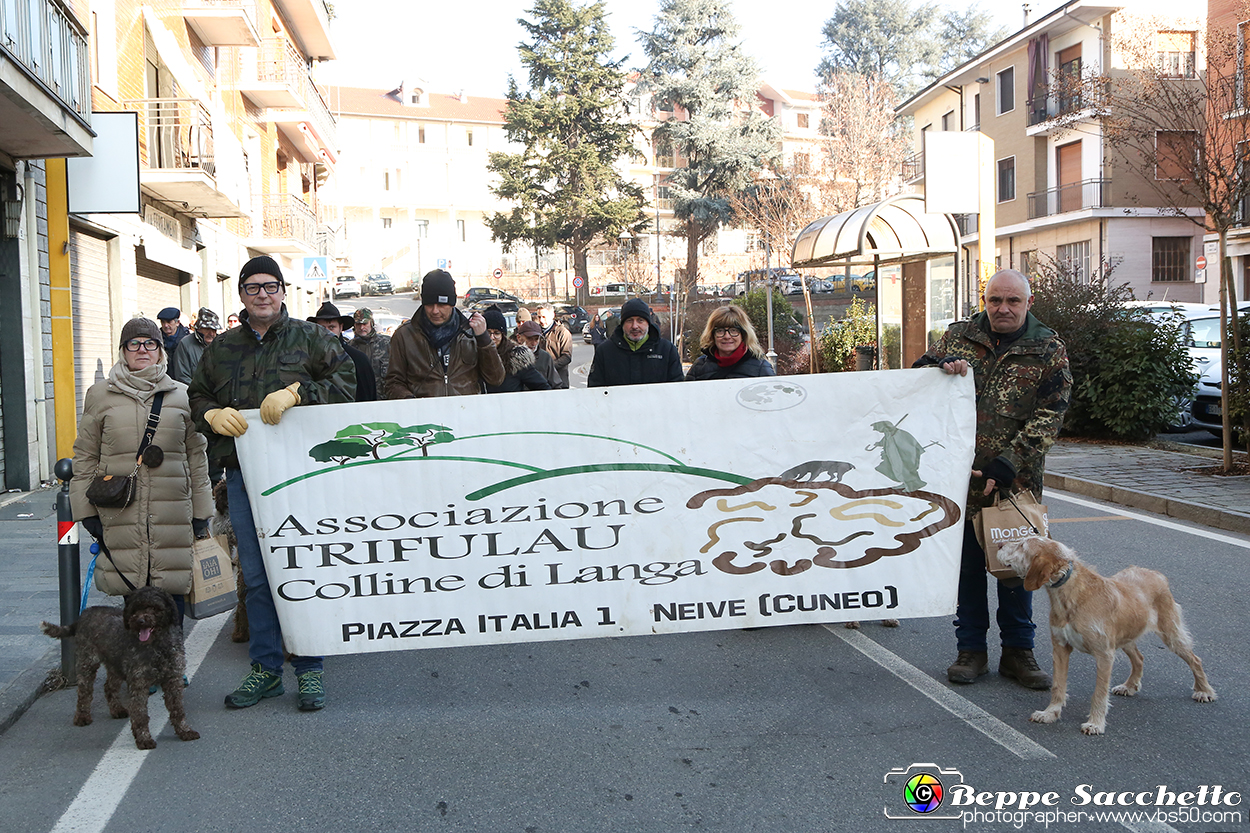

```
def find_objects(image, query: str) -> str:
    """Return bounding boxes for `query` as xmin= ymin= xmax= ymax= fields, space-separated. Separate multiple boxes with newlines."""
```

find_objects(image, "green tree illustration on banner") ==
xmin=309 ymin=422 xmax=455 ymax=464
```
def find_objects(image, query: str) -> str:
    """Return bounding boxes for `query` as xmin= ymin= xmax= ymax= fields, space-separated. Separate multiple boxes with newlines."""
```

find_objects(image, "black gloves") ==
xmin=193 ymin=518 xmax=210 ymax=540
xmin=80 ymin=516 xmax=104 ymax=541
xmin=981 ymin=456 xmax=1017 ymax=492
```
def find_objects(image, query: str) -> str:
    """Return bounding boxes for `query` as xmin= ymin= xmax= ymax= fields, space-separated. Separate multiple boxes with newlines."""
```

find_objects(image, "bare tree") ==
xmin=1078 ymin=9 xmax=1250 ymax=468
xmin=726 ymin=165 xmax=816 ymax=269
xmin=818 ymin=71 xmax=910 ymax=214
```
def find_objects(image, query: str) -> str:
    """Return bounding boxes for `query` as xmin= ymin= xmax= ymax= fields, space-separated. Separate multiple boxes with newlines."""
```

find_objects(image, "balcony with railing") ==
xmin=901 ymin=150 xmax=924 ymax=184
xmin=1027 ymin=178 xmax=1110 ymax=219
xmin=1026 ymin=88 xmax=1101 ymax=135
xmin=0 ymin=0 xmax=92 ymax=157
xmin=182 ymin=0 xmax=259 ymax=47
xmin=271 ymin=0 xmax=335 ymax=61
xmin=237 ymin=37 xmax=337 ymax=161
xmin=252 ymin=192 xmax=317 ymax=254
xmin=122 ymin=98 xmax=247 ymax=218
xmin=955 ymin=212 xmax=978 ymax=237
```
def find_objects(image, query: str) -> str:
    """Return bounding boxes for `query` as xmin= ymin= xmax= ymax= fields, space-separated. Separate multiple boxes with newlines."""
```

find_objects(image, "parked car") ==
xmin=1190 ymin=363 xmax=1225 ymax=436
xmin=362 ymin=273 xmax=393 ymax=295
xmin=372 ymin=313 xmax=405 ymax=336
xmin=851 ymin=272 xmax=877 ymax=292
xmin=332 ymin=275 xmax=360 ymax=299
xmin=1183 ymin=315 xmax=1222 ymax=378
xmin=1122 ymin=300 xmax=1209 ymax=320
xmin=782 ymin=279 xmax=804 ymax=295
xmin=462 ymin=286 xmax=522 ymax=307
xmin=556 ymin=304 xmax=589 ymax=334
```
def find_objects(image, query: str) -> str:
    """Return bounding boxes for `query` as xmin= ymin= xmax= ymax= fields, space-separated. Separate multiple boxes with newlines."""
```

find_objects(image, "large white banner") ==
xmin=235 ymin=369 xmax=976 ymax=656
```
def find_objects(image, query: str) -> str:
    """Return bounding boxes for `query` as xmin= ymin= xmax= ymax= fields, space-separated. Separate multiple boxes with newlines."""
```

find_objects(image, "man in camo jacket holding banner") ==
xmin=914 ymin=268 xmax=1072 ymax=691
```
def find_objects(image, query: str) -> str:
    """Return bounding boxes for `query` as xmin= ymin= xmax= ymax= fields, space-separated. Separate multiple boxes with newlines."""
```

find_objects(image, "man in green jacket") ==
xmin=188 ymin=255 xmax=356 ymax=712
xmin=915 ymin=269 xmax=1072 ymax=690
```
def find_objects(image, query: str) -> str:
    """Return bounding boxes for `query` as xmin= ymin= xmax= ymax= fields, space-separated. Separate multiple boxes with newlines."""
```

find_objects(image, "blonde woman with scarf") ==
xmin=685 ymin=305 xmax=776 ymax=381
xmin=70 ymin=317 xmax=213 ymax=622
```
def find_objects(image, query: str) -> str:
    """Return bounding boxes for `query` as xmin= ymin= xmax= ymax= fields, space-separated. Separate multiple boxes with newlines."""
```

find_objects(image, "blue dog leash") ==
xmin=80 ymin=541 xmax=99 ymax=613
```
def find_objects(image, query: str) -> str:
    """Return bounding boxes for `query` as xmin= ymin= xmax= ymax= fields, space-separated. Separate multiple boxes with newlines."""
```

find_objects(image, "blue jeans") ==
xmin=226 ymin=467 xmax=322 ymax=675
xmin=955 ymin=519 xmax=1035 ymax=651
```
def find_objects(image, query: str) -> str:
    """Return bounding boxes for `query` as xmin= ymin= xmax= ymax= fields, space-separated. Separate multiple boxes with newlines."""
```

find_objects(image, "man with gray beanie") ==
xmin=384 ymin=269 xmax=504 ymax=397
xmin=588 ymin=297 xmax=683 ymax=386
xmin=170 ymin=307 xmax=223 ymax=385
xmin=188 ymin=254 xmax=355 ymax=713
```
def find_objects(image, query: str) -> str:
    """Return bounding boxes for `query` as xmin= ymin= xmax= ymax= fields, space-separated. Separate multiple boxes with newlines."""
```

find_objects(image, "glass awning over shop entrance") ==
xmin=790 ymin=193 xmax=960 ymax=269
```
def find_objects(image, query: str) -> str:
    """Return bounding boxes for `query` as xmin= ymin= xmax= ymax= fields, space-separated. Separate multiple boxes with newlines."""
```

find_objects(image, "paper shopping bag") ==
xmin=974 ymin=490 xmax=1050 ymax=581
xmin=187 ymin=535 xmax=235 ymax=620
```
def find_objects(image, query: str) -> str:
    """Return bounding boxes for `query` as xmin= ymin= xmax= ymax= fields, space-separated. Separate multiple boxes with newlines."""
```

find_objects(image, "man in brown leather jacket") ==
xmin=384 ymin=269 xmax=504 ymax=398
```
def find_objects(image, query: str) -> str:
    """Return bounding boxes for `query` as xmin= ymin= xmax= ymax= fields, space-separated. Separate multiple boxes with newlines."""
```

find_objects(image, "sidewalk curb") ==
xmin=1046 ymin=472 xmax=1250 ymax=535
xmin=0 ymin=646 xmax=57 ymax=736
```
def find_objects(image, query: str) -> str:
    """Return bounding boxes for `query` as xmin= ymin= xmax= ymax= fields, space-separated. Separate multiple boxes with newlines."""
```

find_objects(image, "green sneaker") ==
xmin=296 ymin=670 xmax=325 ymax=711
xmin=224 ymin=663 xmax=284 ymax=709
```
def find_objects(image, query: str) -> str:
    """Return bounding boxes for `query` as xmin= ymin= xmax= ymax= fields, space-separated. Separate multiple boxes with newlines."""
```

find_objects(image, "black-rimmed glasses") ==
xmin=123 ymin=339 xmax=160 ymax=353
xmin=713 ymin=327 xmax=743 ymax=338
xmin=241 ymin=281 xmax=283 ymax=296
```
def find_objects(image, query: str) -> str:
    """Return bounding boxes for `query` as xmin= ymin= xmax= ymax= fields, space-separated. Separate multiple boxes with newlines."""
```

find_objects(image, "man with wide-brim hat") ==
xmin=308 ymin=301 xmax=376 ymax=403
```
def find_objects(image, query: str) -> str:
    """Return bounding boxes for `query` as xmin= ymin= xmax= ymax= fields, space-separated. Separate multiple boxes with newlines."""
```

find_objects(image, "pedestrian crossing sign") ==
xmin=303 ymin=257 xmax=328 ymax=283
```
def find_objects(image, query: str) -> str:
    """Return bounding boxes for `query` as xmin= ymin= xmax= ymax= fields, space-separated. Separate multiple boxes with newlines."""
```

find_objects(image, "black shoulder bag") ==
xmin=85 ymin=392 xmax=166 ymax=509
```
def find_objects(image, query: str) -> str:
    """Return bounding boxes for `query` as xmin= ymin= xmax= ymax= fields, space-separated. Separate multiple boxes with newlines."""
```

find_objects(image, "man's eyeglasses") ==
xmin=713 ymin=327 xmax=743 ymax=338
xmin=123 ymin=339 xmax=160 ymax=353
xmin=241 ymin=281 xmax=283 ymax=296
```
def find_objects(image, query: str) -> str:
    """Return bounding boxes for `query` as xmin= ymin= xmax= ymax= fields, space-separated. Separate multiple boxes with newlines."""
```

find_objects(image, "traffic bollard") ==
xmin=54 ymin=458 xmax=79 ymax=679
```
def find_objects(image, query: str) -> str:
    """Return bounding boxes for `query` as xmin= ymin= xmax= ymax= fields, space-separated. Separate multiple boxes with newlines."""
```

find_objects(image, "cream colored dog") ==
xmin=997 ymin=536 xmax=1216 ymax=735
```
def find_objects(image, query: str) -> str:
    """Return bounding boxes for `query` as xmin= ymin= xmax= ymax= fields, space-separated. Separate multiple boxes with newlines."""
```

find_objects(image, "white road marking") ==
xmin=1049 ymin=491 xmax=1250 ymax=549
xmin=48 ymin=616 xmax=227 ymax=833
xmin=824 ymin=625 xmax=1055 ymax=760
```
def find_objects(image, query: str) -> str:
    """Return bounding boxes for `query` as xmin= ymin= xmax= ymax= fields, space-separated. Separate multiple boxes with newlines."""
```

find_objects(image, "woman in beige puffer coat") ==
xmin=69 ymin=318 xmax=213 ymax=612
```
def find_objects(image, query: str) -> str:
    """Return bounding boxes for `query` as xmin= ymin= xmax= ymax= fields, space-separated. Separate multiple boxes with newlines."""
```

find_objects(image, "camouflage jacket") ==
xmin=349 ymin=330 xmax=390 ymax=399
xmin=915 ymin=311 xmax=1071 ymax=510
xmin=188 ymin=306 xmax=356 ymax=468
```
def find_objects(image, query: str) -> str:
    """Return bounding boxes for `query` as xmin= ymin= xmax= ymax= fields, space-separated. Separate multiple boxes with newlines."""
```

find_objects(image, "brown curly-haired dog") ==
xmin=41 ymin=586 xmax=200 ymax=749
xmin=212 ymin=477 xmax=248 ymax=643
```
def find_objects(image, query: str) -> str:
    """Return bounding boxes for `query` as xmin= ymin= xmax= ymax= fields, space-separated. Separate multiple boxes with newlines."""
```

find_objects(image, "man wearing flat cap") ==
xmin=309 ymin=301 xmax=376 ymax=402
xmin=157 ymin=307 xmax=189 ymax=357
xmin=170 ymin=307 xmax=223 ymax=385
xmin=349 ymin=307 xmax=390 ymax=400
xmin=188 ymin=255 xmax=355 ymax=713
xmin=384 ymin=269 xmax=504 ymax=397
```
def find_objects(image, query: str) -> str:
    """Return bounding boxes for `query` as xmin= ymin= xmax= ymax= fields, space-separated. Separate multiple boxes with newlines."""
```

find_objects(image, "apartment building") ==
xmin=69 ymin=0 xmax=336 ymax=437
xmin=898 ymin=0 xmax=1209 ymax=306
xmin=322 ymin=81 xmax=517 ymax=282
xmin=0 ymin=0 xmax=93 ymax=488
xmin=1208 ymin=0 xmax=1250 ymax=297
xmin=322 ymin=78 xmax=825 ymax=292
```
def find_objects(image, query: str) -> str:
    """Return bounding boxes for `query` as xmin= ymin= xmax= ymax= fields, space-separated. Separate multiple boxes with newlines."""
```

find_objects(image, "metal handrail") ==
xmin=0 ymin=0 xmax=91 ymax=120
xmin=260 ymin=193 xmax=316 ymax=249
xmin=901 ymin=150 xmax=924 ymax=182
xmin=121 ymin=98 xmax=215 ymax=174
xmin=1026 ymin=178 xmax=1110 ymax=219
xmin=255 ymin=37 xmax=337 ymax=149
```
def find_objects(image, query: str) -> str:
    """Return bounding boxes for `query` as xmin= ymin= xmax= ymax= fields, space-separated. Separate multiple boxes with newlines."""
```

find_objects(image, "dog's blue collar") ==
xmin=1049 ymin=562 xmax=1074 ymax=588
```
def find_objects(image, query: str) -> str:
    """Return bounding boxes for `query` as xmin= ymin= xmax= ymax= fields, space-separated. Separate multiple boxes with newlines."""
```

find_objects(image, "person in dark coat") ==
xmin=517 ymin=321 xmax=562 ymax=390
xmin=685 ymin=304 xmax=776 ymax=381
xmin=309 ymin=302 xmax=377 ymax=402
xmin=536 ymin=305 xmax=572 ymax=388
xmin=587 ymin=314 xmax=607 ymax=346
xmin=157 ymin=307 xmax=189 ymax=357
xmin=587 ymin=298 xmax=683 ymax=387
xmin=483 ymin=307 xmax=550 ymax=392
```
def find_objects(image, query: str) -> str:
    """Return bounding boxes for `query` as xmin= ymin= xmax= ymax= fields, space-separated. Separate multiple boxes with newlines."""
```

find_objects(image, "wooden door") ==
xmin=1057 ymin=141 xmax=1082 ymax=213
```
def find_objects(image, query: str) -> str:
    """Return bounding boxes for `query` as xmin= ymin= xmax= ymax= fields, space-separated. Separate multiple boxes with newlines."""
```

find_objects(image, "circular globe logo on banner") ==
xmin=736 ymin=381 xmax=807 ymax=411
xmin=903 ymin=772 xmax=944 ymax=814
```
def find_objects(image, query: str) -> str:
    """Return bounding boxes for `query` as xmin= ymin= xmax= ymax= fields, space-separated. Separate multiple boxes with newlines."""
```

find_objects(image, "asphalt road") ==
xmin=2 ymin=490 xmax=1246 ymax=833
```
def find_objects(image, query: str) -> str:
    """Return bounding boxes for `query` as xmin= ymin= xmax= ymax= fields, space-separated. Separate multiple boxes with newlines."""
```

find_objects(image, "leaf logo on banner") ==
xmin=308 ymin=422 xmax=454 ymax=465
xmin=687 ymin=479 xmax=960 ymax=575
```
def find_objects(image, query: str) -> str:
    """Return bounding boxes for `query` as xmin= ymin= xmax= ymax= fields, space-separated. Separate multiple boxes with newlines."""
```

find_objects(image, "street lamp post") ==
xmin=757 ymin=169 xmax=778 ymax=364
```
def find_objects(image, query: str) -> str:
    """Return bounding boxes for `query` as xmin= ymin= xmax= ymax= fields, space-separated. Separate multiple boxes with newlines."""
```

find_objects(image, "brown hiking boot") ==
xmin=946 ymin=650 xmax=989 ymax=684
xmin=999 ymin=647 xmax=1052 ymax=690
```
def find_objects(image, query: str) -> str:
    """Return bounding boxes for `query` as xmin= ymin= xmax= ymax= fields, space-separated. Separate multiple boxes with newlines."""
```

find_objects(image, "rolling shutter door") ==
xmin=135 ymin=248 xmax=186 ymax=320
xmin=70 ymin=229 xmax=114 ymax=418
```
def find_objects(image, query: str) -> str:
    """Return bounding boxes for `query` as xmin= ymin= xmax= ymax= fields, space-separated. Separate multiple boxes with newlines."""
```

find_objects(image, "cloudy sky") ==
xmin=318 ymin=1 xmax=1059 ymax=98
